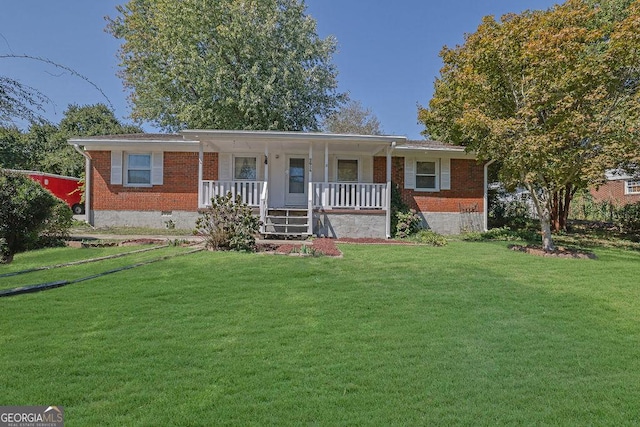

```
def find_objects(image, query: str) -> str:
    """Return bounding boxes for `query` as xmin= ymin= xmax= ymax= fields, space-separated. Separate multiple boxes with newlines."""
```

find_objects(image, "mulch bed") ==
xmin=509 ymin=244 xmax=597 ymax=259
xmin=257 ymin=238 xmax=342 ymax=257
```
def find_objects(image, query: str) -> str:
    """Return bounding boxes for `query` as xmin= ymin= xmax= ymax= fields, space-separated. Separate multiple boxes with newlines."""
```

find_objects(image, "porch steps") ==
xmin=263 ymin=208 xmax=310 ymax=238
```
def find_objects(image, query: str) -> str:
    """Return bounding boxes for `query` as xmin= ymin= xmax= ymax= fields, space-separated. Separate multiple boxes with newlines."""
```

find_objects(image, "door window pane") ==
xmin=289 ymin=158 xmax=305 ymax=194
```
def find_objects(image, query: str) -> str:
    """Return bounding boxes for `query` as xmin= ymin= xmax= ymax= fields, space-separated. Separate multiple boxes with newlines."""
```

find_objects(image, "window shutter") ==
xmin=440 ymin=158 xmax=451 ymax=190
xmin=111 ymin=151 xmax=122 ymax=185
xmin=219 ymin=153 xmax=232 ymax=180
xmin=151 ymin=152 xmax=164 ymax=185
xmin=404 ymin=157 xmax=415 ymax=189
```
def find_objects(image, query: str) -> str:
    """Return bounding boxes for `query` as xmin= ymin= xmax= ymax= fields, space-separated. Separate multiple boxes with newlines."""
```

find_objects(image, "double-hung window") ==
xmin=234 ymin=156 xmax=257 ymax=180
xmin=126 ymin=153 xmax=152 ymax=186
xmin=416 ymin=160 xmax=438 ymax=191
xmin=337 ymin=159 xmax=359 ymax=182
xmin=626 ymin=180 xmax=640 ymax=195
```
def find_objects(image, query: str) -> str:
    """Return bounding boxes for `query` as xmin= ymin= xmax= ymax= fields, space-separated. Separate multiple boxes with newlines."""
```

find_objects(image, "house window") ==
xmin=234 ymin=157 xmax=257 ymax=180
xmin=337 ymin=159 xmax=358 ymax=182
xmin=626 ymin=180 xmax=640 ymax=195
xmin=416 ymin=160 xmax=438 ymax=190
xmin=126 ymin=153 xmax=152 ymax=185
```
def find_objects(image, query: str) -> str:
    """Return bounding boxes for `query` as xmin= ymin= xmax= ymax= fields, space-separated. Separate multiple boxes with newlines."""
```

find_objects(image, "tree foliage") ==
xmin=107 ymin=0 xmax=345 ymax=132
xmin=0 ymin=171 xmax=71 ymax=264
xmin=323 ymin=99 xmax=382 ymax=135
xmin=0 ymin=104 xmax=141 ymax=177
xmin=419 ymin=0 xmax=640 ymax=250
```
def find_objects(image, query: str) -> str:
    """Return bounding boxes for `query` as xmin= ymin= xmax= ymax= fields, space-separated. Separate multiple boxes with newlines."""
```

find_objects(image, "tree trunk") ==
xmin=540 ymin=213 xmax=555 ymax=252
xmin=525 ymin=183 xmax=556 ymax=252
xmin=550 ymin=183 xmax=575 ymax=232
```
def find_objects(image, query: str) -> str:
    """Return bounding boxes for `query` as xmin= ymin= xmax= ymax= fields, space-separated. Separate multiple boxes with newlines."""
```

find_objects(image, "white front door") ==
xmin=285 ymin=156 xmax=307 ymax=206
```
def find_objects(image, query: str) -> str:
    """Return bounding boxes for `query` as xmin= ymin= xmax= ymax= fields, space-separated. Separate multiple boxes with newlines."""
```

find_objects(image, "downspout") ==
xmin=385 ymin=141 xmax=396 ymax=239
xmin=483 ymin=159 xmax=496 ymax=231
xmin=73 ymin=144 xmax=92 ymax=225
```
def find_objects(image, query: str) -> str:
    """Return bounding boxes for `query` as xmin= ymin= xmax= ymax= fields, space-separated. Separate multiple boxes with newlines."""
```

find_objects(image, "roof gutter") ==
xmin=73 ymin=144 xmax=92 ymax=225
xmin=483 ymin=159 xmax=496 ymax=231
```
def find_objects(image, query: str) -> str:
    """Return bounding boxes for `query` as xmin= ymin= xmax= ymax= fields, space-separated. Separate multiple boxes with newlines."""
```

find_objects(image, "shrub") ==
xmin=570 ymin=191 xmax=619 ymax=222
xmin=616 ymin=202 xmax=640 ymax=234
xmin=390 ymin=182 xmax=423 ymax=238
xmin=408 ymin=229 xmax=448 ymax=246
xmin=463 ymin=226 xmax=538 ymax=242
xmin=30 ymin=199 xmax=73 ymax=249
xmin=488 ymin=187 xmax=534 ymax=229
xmin=395 ymin=209 xmax=421 ymax=239
xmin=0 ymin=171 xmax=70 ymax=263
xmin=195 ymin=192 xmax=260 ymax=252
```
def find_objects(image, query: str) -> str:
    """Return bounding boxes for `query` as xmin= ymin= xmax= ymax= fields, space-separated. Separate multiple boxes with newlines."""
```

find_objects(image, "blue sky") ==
xmin=1 ymin=0 xmax=559 ymax=139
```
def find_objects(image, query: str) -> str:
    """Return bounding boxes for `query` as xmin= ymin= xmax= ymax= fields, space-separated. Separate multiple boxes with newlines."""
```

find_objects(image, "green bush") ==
xmin=408 ymin=229 xmax=448 ymax=246
xmin=616 ymin=202 xmax=640 ymax=234
xmin=395 ymin=209 xmax=421 ymax=239
xmin=463 ymin=226 xmax=539 ymax=242
xmin=32 ymin=199 xmax=73 ymax=249
xmin=488 ymin=187 xmax=534 ymax=229
xmin=0 ymin=171 xmax=71 ymax=263
xmin=195 ymin=192 xmax=260 ymax=252
xmin=570 ymin=191 xmax=619 ymax=222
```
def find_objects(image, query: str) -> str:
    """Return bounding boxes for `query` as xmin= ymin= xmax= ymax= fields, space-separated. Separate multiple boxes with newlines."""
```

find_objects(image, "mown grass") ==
xmin=1 ymin=241 xmax=639 ymax=425
xmin=0 ymin=245 xmax=192 ymax=291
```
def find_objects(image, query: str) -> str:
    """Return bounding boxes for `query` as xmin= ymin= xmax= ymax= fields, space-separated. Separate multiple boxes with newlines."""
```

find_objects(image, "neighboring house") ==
xmin=69 ymin=130 xmax=490 ymax=238
xmin=590 ymin=170 xmax=640 ymax=206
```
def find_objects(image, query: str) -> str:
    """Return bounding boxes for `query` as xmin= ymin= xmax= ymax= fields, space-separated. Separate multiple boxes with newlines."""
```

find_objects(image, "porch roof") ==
xmin=181 ymin=129 xmax=407 ymax=155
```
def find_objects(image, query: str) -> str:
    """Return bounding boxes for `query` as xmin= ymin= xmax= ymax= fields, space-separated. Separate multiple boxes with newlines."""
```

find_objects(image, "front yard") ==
xmin=1 ymin=241 xmax=639 ymax=425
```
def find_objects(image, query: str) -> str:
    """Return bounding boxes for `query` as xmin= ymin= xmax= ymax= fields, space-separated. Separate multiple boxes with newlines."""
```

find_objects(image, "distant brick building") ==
xmin=590 ymin=172 xmax=640 ymax=206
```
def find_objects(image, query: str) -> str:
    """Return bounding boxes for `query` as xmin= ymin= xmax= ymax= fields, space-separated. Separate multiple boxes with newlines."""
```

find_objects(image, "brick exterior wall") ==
xmin=590 ymin=180 xmax=640 ymax=206
xmin=88 ymin=151 xmax=217 ymax=212
xmin=374 ymin=156 xmax=485 ymax=213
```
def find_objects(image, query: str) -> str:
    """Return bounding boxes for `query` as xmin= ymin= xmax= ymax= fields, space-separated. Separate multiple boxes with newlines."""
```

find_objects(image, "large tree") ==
xmin=323 ymin=99 xmax=382 ymax=135
xmin=419 ymin=0 xmax=640 ymax=251
xmin=107 ymin=0 xmax=345 ymax=132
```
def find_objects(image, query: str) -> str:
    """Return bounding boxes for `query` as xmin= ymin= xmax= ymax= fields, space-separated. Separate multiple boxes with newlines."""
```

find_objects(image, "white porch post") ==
xmin=308 ymin=143 xmax=314 ymax=235
xmin=198 ymin=141 xmax=204 ymax=208
xmin=385 ymin=142 xmax=395 ymax=238
xmin=324 ymin=142 xmax=329 ymax=208
xmin=264 ymin=145 xmax=269 ymax=184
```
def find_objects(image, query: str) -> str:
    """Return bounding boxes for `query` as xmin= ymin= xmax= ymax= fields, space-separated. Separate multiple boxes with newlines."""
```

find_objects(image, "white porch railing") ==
xmin=312 ymin=182 xmax=387 ymax=210
xmin=200 ymin=180 xmax=265 ymax=207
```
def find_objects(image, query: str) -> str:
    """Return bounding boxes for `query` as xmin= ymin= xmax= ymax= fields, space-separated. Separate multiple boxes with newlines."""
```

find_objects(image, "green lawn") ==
xmin=1 ymin=242 xmax=639 ymax=425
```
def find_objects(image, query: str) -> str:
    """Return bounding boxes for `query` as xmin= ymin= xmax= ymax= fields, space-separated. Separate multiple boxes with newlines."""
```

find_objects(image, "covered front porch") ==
xmin=183 ymin=130 xmax=406 ymax=238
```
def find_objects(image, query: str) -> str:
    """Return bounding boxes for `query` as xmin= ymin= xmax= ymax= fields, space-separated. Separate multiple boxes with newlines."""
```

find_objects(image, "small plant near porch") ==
xmin=195 ymin=192 xmax=260 ymax=252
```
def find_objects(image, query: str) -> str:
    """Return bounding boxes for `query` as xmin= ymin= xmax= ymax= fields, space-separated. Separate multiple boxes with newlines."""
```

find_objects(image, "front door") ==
xmin=285 ymin=156 xmax=307 ymax=206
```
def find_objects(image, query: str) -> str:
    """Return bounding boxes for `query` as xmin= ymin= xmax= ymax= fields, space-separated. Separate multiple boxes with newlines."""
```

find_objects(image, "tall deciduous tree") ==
xmin=107 ymin=0 xmax=345 ymax=132
xmin=323 ymin=100 xmax=382 ymax=135
xmin=419 ymin=0 xmax=640 ymax=251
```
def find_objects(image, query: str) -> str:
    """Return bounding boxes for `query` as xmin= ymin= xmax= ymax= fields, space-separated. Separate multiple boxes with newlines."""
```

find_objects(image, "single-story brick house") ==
xmin=590 ymin=170 xmax=640 ymax=206
xmin=69 ymin=130 xmax=490 ymax=238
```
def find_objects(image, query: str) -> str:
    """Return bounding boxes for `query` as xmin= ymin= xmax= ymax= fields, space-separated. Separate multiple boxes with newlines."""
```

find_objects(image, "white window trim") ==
xmin=233 ymin=155 xmax=258 ymax=181
xmin=124 ymin=152 xmax=153 ymax=187
xmin=335 ymin=157 xmax=361 ymax=183
xmin=415 ymin=158 xmax=440 ymax=192
xmin=625 ymin=180 xmax=640 ymax=195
